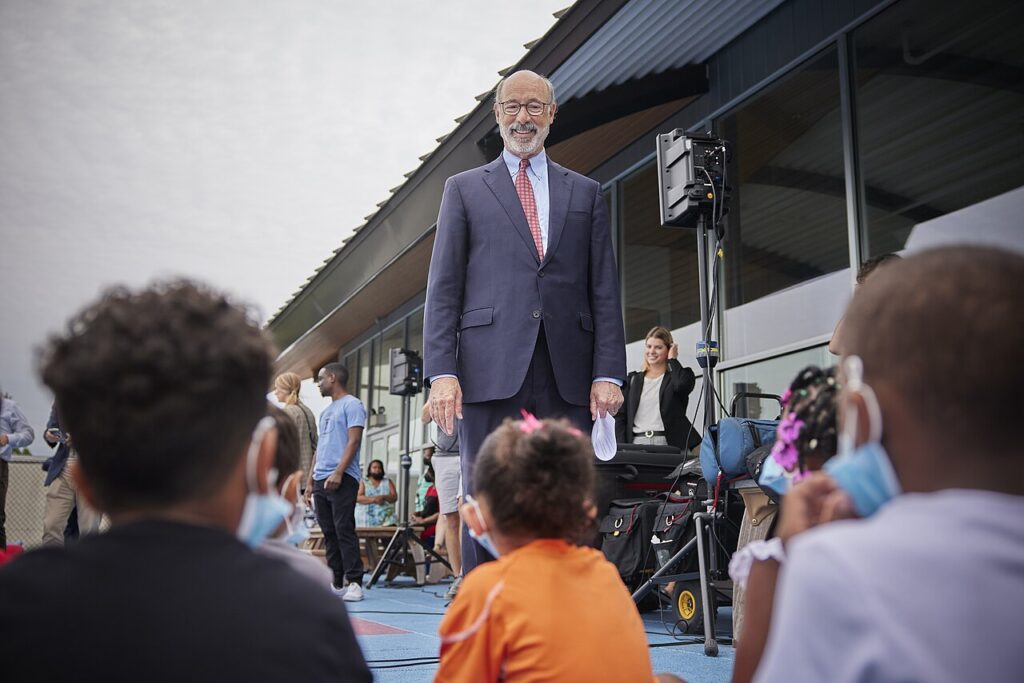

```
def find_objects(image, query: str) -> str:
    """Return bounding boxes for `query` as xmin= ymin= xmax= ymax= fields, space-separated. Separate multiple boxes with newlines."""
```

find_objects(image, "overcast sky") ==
xmin=1 ymin=0 xmax=569 ymax=450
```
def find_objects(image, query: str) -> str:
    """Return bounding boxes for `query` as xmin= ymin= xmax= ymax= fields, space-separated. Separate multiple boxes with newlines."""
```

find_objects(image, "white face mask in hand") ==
xmin=591 ymin=413 xmax=617 ymax=461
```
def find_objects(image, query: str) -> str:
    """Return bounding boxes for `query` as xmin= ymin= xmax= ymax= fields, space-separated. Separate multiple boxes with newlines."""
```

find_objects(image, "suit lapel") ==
xmin=483 ymin=156 xmax=541 ymax=263
xmin=544 ymin=160 xmax=573 ymax=267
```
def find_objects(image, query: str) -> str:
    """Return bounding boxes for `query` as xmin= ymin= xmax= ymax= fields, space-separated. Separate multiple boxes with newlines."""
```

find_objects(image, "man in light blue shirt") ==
xmin=1 ymin=390 xmax=36 ymax=550
xmin=306 ymin=362 xmax=366 ymax=601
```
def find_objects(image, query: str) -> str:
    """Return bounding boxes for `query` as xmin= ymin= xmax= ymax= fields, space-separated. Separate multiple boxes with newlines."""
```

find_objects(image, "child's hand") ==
xmin=775 ymin=472 xmax=855 ymax=547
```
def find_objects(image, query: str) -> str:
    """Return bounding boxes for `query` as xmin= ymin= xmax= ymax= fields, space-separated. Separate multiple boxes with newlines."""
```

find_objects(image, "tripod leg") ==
xmin=367 ymin=527 xmax=405 ymax=589
xmin=631 ymin=536 xmax=698 ymax=603
xmin=695 ymin=514 xmax=719 ymax=657
xmin=410 ymin=534 xmax=453 ymax=572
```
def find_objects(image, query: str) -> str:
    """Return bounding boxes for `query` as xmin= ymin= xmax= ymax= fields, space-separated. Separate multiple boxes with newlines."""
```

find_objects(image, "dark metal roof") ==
xmin=550 ymin=0 xmax=787 ymax=101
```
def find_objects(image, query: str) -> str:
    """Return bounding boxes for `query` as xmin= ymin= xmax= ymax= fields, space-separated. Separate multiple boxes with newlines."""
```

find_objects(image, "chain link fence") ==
xmin=5 ymin=456 xmax=48 ymax=549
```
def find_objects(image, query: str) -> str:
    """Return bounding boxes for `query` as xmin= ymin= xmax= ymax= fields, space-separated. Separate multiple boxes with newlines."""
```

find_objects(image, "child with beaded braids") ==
xmin=435 ymin=415 xmax=683 ymax=683
xmin=730 ymin=365 xmax=840 ymax=682
xmin=767 ymin=365 xmax=841 ymax=482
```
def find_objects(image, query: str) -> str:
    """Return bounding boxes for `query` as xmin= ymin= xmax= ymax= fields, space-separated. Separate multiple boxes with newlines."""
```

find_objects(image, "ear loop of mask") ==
xmin=246 ymin=416 xmax=279 ymax=495
xmin=840 ymin=356 xmax=883 ymax=453
xmin=279 ymin=471 xmax=305 ymax=540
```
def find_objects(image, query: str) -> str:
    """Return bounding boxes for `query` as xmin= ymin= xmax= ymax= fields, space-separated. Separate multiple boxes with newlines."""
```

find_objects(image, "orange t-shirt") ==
xmin=436 ymin=539 xmax=657 ymax=683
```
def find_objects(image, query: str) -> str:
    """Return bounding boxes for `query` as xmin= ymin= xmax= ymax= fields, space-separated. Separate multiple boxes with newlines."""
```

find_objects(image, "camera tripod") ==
xmin=366 ymin=392 xmax=451 ymax=588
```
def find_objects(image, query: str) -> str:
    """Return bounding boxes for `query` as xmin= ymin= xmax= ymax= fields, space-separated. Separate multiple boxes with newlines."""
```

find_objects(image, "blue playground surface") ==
xmin=348 ymin=577 xmax=735 ymax=682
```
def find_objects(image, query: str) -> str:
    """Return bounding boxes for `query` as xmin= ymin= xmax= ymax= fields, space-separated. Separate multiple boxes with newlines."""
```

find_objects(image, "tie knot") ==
xmin=519 ymin=158 xmax=529 ymax=173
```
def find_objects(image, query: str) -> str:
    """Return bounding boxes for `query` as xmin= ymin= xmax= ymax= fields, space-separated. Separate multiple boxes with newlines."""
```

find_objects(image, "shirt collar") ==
xmin=502 ymin=148 xmax=547 ymax=179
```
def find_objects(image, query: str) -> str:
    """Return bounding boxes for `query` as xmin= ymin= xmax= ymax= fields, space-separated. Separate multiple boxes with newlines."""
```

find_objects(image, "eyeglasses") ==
xmin=498 ymin=100 xmax=549 ymax=116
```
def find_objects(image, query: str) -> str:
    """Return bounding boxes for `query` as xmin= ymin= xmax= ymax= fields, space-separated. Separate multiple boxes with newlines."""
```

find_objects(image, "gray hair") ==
xmin=494 ymin=71 xmax=557 ymax=107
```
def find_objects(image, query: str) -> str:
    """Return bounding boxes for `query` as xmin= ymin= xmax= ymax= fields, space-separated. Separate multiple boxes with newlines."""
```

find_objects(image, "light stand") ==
xmin=366 ymin=350 xmax=451 ymax=588
xmin=646 ymin=131 xmax=730 ymax=656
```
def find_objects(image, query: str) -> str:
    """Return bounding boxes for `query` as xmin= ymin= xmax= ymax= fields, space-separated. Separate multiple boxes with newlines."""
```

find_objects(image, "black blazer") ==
xmin=615 ymin=359 xmax=700 ymax=450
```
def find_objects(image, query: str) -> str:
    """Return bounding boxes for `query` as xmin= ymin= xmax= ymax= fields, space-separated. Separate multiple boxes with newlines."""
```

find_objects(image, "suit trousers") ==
xmin=42 ymin=459 xmax=103 ymax=546
xmin=313 ymin=474 xmax=363 ymax=586
xmin=458 ymin=326 xmax=591 ymax=574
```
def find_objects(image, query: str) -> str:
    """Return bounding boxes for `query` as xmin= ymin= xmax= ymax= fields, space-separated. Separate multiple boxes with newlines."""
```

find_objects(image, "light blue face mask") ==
xmin=464 ymin=495 xmax=501 ymax=559
xmin=237 ymin=417 xmax=293 ymax=547
xmin=278 ymin=473 xmax=311 ymax=546
xmin=758 ymin=454 xmax=793 ymax=496
xmin=823 ymin=356 xmax=902 ymax=517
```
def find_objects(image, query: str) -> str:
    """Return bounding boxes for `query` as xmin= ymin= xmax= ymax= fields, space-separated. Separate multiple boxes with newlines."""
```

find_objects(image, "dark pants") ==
xmin=459 ymin=327 xmax=590 ymax=575
xmin=0 ymin=458 xmax=8 ymax=549
xmin=312 ymin=474 xmax=362 ymax=586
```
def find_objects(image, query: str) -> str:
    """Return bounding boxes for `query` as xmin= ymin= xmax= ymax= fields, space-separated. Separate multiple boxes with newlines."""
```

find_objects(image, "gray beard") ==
xmin=500 ymin=122 xmax=549 ymax=156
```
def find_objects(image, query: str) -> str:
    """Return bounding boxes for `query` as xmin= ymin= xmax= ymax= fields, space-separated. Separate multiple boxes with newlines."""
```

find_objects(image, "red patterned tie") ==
xmin=515 ymin=158 xmax=544 ymax=261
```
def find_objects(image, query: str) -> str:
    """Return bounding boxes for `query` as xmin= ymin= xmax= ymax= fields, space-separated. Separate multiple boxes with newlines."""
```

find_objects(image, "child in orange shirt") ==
xmin=435 ymin=415 xmax=683 ymax=683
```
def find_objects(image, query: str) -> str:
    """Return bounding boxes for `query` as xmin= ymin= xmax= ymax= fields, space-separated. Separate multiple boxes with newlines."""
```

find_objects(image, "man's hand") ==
xmin=429 ymin=376 xmax=463 ymax=436
xmin=590 ymin=381 xmax=623 ymax=420
xmin=44 ymin=429 xmax=60 ymax=446
xmin=325 ymin=470 xmax=344 ymax=491
xmin=0 ymin=434 xmax=8 ymax=447
xmin=775 ymin=472 xmax=856 ymax=546
xmin=303 ymin=487 xmax=313 ymax=507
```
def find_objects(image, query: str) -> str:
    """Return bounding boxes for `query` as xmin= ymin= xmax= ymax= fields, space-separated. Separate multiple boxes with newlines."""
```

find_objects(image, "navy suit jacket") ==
xmin=424 ymin=155 xmax=626 ymax=407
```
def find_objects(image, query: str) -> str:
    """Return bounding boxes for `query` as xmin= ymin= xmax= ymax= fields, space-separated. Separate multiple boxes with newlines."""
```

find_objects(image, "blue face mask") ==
xmin=237 ymin=417 xmax=293 ymax=547
xmin=464 ymin=495 xmax=501 ymax=559
xmin=823 ymin=356 xmax=902 ymax=517
xmin=278 ymin=473 xmax=311 ymax=546
xmin=758 ymin=454 xmax=793 ymax=496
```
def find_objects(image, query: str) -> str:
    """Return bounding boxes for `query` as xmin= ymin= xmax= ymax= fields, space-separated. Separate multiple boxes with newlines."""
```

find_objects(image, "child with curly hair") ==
xmin=435 ymin=414 xmax=682 ymax=683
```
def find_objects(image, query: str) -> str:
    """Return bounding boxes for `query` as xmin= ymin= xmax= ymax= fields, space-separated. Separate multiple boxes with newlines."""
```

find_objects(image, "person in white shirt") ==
xmin=735 ymin=246 xmax=1024 ymax=683
xmin=615 ymin=326 xmax=699 ymax=451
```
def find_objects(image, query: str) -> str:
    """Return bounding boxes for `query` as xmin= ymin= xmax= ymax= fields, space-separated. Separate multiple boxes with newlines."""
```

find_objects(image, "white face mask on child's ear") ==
xmin=464 ymin=495 xmax=501 ymax=559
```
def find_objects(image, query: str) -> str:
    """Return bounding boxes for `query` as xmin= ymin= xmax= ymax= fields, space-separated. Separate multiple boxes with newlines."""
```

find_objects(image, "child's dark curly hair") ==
xmin=783 ymin=365 xmax=840 ymax=472
xmin=473 ymin=418 xmax=595 ymax=542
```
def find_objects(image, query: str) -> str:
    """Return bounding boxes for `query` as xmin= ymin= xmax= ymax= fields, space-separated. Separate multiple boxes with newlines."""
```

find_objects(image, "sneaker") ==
xmin=444 ymin=576 xmax=462 ymax=600
xmin=342 ymin=582 xmax=364 ymax=602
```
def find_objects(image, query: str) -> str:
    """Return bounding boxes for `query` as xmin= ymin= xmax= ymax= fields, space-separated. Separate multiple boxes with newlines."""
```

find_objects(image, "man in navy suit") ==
xmin=424 ymin=70 xmax=626 ymax=573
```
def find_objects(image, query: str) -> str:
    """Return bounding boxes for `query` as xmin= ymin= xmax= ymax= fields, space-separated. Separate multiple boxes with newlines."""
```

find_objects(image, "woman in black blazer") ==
xmin=615 ymin=326 xmax=701 ymax=451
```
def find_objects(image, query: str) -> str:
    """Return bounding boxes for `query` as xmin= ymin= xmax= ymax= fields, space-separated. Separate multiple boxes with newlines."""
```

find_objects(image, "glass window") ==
xmin=718 ymin=48 xmax=849 ymax=308
xmin=344 ymin=353 xmax=357 ymax=396
xmin=852 ymin=0 xmax=1024 ymax=257
xmin=719 ymin=345 xmax=833 ymax=419
xmin=357 ymin=345 xmax=371 ymax=413
xmin=405 ymin=308 xmax=427 ymax=450
xmin=374 ymin=322 xmax=405 ymax=428
xmin=619 ymin=162 xmax=702 ymax=342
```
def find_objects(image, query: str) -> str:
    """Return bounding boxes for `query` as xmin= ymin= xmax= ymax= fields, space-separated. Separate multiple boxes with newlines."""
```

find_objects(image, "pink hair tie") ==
xmin=519 ymin=409 xmax=543 ymax=433
xmin=518 ymin=409 xmax=583 ymax=438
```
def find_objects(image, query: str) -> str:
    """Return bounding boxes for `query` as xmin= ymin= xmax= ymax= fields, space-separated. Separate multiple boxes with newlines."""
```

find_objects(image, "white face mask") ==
xmin=591 ymin=413 xmax=617 ymax=462
xmin=236 ymin=417 xmax=292 ymax=547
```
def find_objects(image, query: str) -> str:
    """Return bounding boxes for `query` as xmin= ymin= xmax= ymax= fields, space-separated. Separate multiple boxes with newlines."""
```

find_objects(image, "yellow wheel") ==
xmin=677 ymin=589 xmax=697 ymax=621
xmin=672 ymin=580 xmax=710 ymax=634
